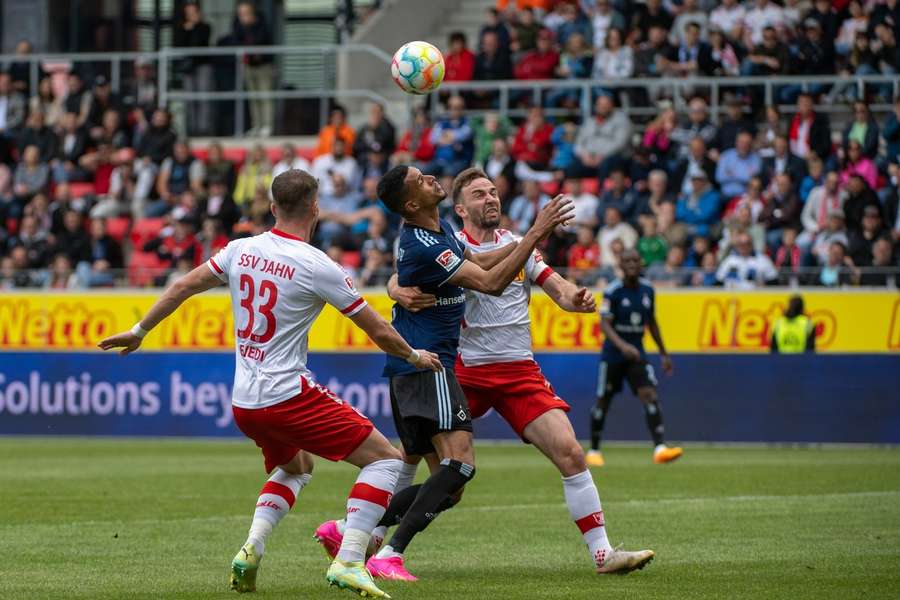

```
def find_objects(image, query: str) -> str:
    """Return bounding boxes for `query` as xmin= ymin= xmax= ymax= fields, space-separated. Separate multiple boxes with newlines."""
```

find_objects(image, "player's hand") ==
xmin=570 ymin=287 xmax=596 ymax=313
xmin=412 ymin=349 xmax=443 ymax=372
xmin=621 ymin=343 xmax=642 ymax=362
xmin=532 ymin=194 xmax=575 ymax=238
xmin=97 ymin=331 xmax=143 ymax=355
xmin=661 ymin=354 xmax=674 ymax=376
xmin=393 ymin=285 xmax=437 ymax=312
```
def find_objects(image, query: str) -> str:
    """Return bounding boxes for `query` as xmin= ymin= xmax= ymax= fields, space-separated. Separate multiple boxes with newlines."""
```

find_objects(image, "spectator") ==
xmin=480 ymin=8 xmax=512 ymax=50
xmin=233 ymin=1 xmax=274 ymax=136
xmin=145 ymin=217 xmax=202 ymax=270
xmin=641 ymin=107 xmax=677 ymax=162
xmin=763 ymin=134 xmax=807 ymax=188
xmin=716 ymin=232 xmax=778 ymax=289
xmin=631 ymin=0 xmax=674 ymax=42
xmin=760 ymin=173 xmax=802 ymax=250
xmin=599 ymin=167 xmax=639 ymax=222
xmin=136 ymin=108 xmax=176 ymax=167
xmin=45 ymin=254 xmax=79 ymax=289
xmin=834 ymin=33 xmax=879 ymax=103
xmin=671 ymin=97 xmax=717 ymax=160
xmin=426 ymin=95 xmax=474 ymax=177
xmin=583 ymin=0 xmax=626 ymax=52
xmin=312 ymin=138 xmax=360 ymax=197
xmin=710 ymin=0 xmax=746 ymax=41
xmin=2 ymin=246 xmax=38 ymax=288
xmin=272 ymin=143 xmax=311 ymax=181
xmin=95 ymin=154 xmax=137 ymax=218
xmin=843 ymin=102 xmax=880 ymax=160
xmin=676 ymin=169 xmax=721 ymax=238
xmin=800 ymin=171 xmax=845 ymax=249
xmin=90 ymin=109 xmax=129 ymax=149
xmin=883 ymin=97 xmax=900 ymax=165
xmin=785 ymin=20 xmax=834 ymax=92
xmin=549 ymin=119 xmax=578 ymax=173
xmin=836 ymin=1 xmax=868 ymax=55
xmin=757 ymin=105 xmax=785 ymax=158
xmin=125 ymin=58 xmax=158 ymax=121
xmin=869 ymin=0 xmax=900 ymax=39
xmin=514 ymin=27 xmax=560 ymax=83
xmin=394 ymin=107 xmax=436 ymax=167
xmin=512 ymin=106 xmax=554 ymax=169
xmin=568 ymin=178 xmax=600 ymax=228
xmin=315 ymin=105 xmax=355 ymax=158
xmin=546 ymin=32 xmax=592 ymax=107
xmin=52 ymin=209 xmax=91 ymax=268
xmin=774 ymin=227 xmax=804 ymax=276
xmin=9 ymin=214 xmax=50 ymax=268
xmin=742 ymin=25 xmax=789 ymax=79
xmin=799 ymin=154 xmax=825 ymax=203
xmin=656 ymin=199 xmax=688 ymax=248
xmin=567 ymin=225 xmax=601 ymax=284
xmin=860 ymin=238 xmax=898 ymax=286
xmin=811 ymin=208 xmax=850 ymax=265
xmin=358 ymin=237 xmax=393 ymax=287
xmin=788 ymin=92 xmax=832 ymax=161
xmin=85 ymin=76 xmax=121 ymax=132
xmin=508 ymin=180 xmax=550 ymax=233
xmin=716 ymin=131 xmax=762 ymax=199
xmin=817 ymin=241 xmax=858 ymax=286
xmin=689 ymin=251 xmax=719 ymax=286
xmin=567 ymin=94 xmax=632 ymax=180
xmin=552 ymin=2 xmax=593 ymax=47
xmin=597 ymin=206 xmax=637 ymax=267
xmin=483 ymin=138 xmax=517 ymax=184
xmin=635 ymin=169 xmax=674 ymax=218
xmin=473 ymin=30 xmax=514 ymax=108
xmin=18 ymin=110 xmax=58 ymax=164
xmin=174 ymin=1 xmax=214 ymax=136
xmin=670 ymin=0 xmax=708 ymax=45
xmin=872 ymin=24 xmax=900 ymax=102
xmin=683 ymin=235 xmax=711 ymax=268
xmin=63 ymin=73 xmax=91 ymax=128
xmin=646 ymin=244 xmax=686 ymax=286
xmin=0 ymin=72 xmax=26 ymax=140
xmin=204 ymin=142 xmax=236 ymax=189
xmin=743 ymin=0 xmax=786 ymax=47
xmin=29 ymin=77 xmax=63 ymax=130
xmin=473 ymin=112 xmax=514 ymax=165
xmin=701 ymin=27 xmax=742 ymax=77
xmin=234 ymin=144 xmax=273 ymax=207
xmin=673 ymin=137 xmax=716 ymax=197
xmin=593 ymin=27 xmax=633 ymax=84
xmin=840 ymin=139 xmax=878 ymax=190
xmin=848 ymin=205 xmax=888 ymax=266
xmin=843 ymin=174 xmax=882 ymax=233
xmin=354 ymin=103 xmax=396 ymax=170
xmin=158 ymin=140 xmax=206 ymax=206
xmin=715 ymin=98 xmax=757 ymax=153
xmin=720 ymin=201 xmax=766 ymax=257
xmin=663 ymin=21 xmax=706 ymax=79
xmin=444 ymin=32 xmax=476 ymax=83
xmin=634 ymin=24 xmax=675 ymax=81
xmin=5 ymin=40 xmax=34 ymax=95
xmin=203 ymin=181 xmax=240 ymax=232
xmin=80 ymin=217 xmax=120 ymax=287
xmin=512 ymin=7 xmax=542 ymax=53
xmin=14 ymin=146 xmax=49 ymax=203
xmin=637 ymin=214 xmax=668 ymax=266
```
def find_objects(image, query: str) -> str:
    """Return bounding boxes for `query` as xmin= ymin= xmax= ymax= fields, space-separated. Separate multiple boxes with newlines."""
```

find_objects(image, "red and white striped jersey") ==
xmin=207 ymin=228 xmax=367 ymax=409
xmin=455 ymin=229 xmax=554 ymax=366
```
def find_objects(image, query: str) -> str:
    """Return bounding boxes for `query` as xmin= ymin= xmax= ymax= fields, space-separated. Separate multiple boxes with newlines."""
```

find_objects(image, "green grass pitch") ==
xmin=2 ymin=438 xmax=899 ymax=599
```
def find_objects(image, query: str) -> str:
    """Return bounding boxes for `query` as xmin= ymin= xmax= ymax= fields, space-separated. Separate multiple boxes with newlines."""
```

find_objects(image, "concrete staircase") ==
xmin=433 ymin=0 xmax=495 ymax=50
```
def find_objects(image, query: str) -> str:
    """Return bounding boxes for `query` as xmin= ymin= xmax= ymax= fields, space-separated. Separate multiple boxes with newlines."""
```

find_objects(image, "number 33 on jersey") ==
xmin=207 ymin=228 xmax=367 ymax=409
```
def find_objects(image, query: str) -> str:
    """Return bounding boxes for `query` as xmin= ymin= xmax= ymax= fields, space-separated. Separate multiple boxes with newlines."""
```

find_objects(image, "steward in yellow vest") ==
xmin=770 ymin=295 xmax=815 ymax=353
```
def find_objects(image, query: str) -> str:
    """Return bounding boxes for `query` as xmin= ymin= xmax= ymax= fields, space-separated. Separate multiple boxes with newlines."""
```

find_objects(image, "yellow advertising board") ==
xmin=0 ymin=290 xmax=897 ymax=353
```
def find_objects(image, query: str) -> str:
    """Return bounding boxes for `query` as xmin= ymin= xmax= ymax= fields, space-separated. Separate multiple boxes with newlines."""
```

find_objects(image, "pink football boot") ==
xmin=366 ymin=555 xmax=418 ymax=582
xmin=313 ymin=520 xmax=342 ymax=560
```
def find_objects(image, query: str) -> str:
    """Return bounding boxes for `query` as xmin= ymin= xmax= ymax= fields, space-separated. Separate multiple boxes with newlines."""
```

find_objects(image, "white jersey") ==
xmin=207 ymin=228 xmax=367 ymax=409
xmin=455 ymin=229 xmax=554 ymax=367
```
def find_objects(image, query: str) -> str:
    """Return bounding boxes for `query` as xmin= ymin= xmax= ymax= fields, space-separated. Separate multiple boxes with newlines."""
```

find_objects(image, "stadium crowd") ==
xmin=1 ymin=0 xmax=899 ymax=289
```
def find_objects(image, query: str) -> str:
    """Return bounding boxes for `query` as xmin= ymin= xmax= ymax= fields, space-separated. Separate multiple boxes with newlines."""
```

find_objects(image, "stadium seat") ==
xmin=223 ymin=147 xmax=248 ymax=169
xmin=341 ymin=251 xmax=362 ymax=269
xmin=128 ymin=251 xmax=166 ymax=287
xmin=297 ymin=147 xmax=315 ymax=162
xmin=105 ymin=217 xmax=132 ymax=244
xmin=580 ymin=178 xmax=599 ymax=195
xmin=266 ymin=147 xmax=282 ymax=165
xmin=130 ymin=217 xmax=167 ymax=247
xmin=68 ymin=182 xmax=97 ymax=199
xmin=191 ymin=148 xmax=209 ymax=162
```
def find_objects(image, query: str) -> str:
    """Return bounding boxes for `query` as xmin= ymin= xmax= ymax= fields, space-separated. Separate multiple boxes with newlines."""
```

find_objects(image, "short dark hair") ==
xmin=271 ymin=169 xmax=318 ymax=219
xmin=451 ymin=167 xmax=489 ymax=204
xmin=449 ymin=31 xmax=467 ymax=46
xmin=378 ymin=165 xmax=410 ymax=214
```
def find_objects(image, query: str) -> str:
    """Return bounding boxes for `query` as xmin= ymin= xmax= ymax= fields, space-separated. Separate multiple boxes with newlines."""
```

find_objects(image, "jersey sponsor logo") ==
xmin=435 ymin=249 xmax=461 ymax=272
xmin=435 ymin=293 xmax=466 ymax=307
xmin=630 ymin=312 xmax=642 ymax=326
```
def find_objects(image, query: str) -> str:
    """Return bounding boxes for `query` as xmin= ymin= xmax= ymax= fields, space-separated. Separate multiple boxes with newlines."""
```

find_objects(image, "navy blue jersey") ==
xmin=600 ymin=278 xmax=655 ymax=363
xmin=383 ymin=219 xmax=467 ymax=376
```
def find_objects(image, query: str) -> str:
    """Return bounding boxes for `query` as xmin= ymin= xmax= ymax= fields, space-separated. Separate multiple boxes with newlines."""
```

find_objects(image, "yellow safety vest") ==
xmin=773 ymin=316 xmax=811 ymax=353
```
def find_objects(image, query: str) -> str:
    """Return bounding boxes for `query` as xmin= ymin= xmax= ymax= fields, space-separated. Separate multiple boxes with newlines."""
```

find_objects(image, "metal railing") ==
xmin=2 ymin=46 xmax=898 ymax=136
xmin=6 ymin=266 xmax=898 ymax=290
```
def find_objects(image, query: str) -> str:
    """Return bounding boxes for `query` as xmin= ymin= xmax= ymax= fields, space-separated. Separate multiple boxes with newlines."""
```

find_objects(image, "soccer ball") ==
xmin=391 ymin=41 xmax=445 ymax=95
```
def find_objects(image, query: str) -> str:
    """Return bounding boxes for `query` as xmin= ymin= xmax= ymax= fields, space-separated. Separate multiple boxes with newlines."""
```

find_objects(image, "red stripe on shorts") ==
xmin=260 ymin=481 xmax=296 ymax=508
xmin=349 ymin=482 xmax=393 ymax=508
xmin=575 ymin=511 xmax=605 ymax=534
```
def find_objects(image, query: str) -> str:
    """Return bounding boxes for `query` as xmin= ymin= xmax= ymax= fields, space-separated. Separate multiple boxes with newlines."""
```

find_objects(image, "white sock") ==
xmin=562 ymin=469 xmax=612 ymax=565
xmin=374 ymin=544 xmax=403 ymax=560
xmin=654 ymin=444 xmax=667 ymax=454
xmin=337 ymin=459 xmax=402 ymax=562
xmin=246 ymin=470 xmax=311 ymax=556
xmin=370 ymin=461 xmax=418 ymax=545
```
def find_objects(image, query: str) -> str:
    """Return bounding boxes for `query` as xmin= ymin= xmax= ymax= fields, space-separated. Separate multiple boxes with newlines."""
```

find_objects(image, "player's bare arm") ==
xmin=541 ymin=272 xmax=597 ymax=313
xmin=600 ymin=316 xmax=641 ymax=362
xmin=449 ymin=195 xmax=574 ymax=296
xmin=647 ymin=314 xmax=673 ymax=375
xmin=349 ymin=305 xmax=443 ymax=371
xmin=463 ymin=241 xmax=518 ymax=270
xmin=386 ymin=273 xmax=437 ymax=312
xmin=97 ymin=264 xmax=223 ymax=355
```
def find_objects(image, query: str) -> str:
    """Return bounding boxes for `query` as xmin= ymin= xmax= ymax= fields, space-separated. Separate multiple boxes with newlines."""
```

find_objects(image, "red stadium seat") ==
xmin=266 ymin=147 xmax=282 ymax=165
xmin=128 ymin=251 xmax=166 ymax=287
xmin=191 ymin=148 xmax=210 ymax=162
xmin=68 ymin=182 xmax=97 ymax=198
xmin=341 ymin=251 xmax=362 ymax=269
xmin=297 ymin=147 xmax=315 ymax=162
xmin=105 ymin=217 xmax=131 ymax=244
xmin=540 ymin=181 xmax=557 ymax=195
xmin=223 ymin=147 xmax=247 ymax=169
xmin=580 ymin=178 xmax=599 ymax=195
xmin=130 ymin=217 xmax=167 ymax=247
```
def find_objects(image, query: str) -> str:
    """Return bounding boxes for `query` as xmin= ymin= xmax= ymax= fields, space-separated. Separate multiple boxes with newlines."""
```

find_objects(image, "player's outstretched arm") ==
xmin=349 ymin=305 xmax=442 ymax=371
xmin=647 ymin=315 xmax=673 ymax=375
xmin=463 ymin=241 xmax=518 ymax=270
xmin=97 ymin=264 xmax=223 ymax=355
xmin=449 ymin=195 xmax=574 ymax=296
xmin=541 ymin=272 xmax=597 ymax=313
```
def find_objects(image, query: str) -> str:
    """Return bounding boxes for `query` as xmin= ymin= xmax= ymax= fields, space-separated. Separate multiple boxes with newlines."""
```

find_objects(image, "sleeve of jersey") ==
xmin=207 ymin=241 xmax=234 ymax=283
xmin=313 ymin=257 xmax=368 ymax=317
xmin=413 ymin=240 xmax=466 ymax=287
xmin=600 ymin=291 xmax=614 ymax=318
xmin=526 ymin=248 xmax=555 ymax=287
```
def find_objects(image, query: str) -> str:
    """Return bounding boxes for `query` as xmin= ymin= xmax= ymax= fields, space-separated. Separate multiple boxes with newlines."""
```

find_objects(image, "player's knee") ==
xmin=555 ymin=440 xmax=587 ymax=476
xmin=378 ymin=444 xmax=403 ymax=462
xmin=638 ymin=388 xmax=657 ymax=404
